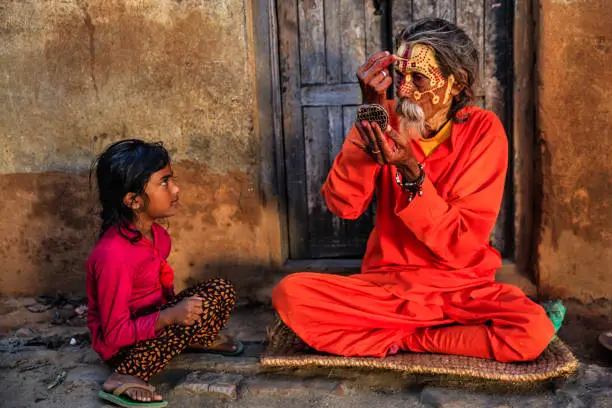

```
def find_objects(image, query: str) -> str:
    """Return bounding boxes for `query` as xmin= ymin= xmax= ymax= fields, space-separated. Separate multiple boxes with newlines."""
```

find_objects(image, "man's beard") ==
xmin=395 ymin=98 xmax=426 ymax=139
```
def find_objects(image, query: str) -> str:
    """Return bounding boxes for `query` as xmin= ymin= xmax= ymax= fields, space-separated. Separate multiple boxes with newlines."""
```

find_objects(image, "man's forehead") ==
xmin=394 ymin=43 xmax=440 ymax=71
xmin=395 ymin=43 xmax=438 ymax=60
xmin=396 ymin=42 xmax=415 ymax=59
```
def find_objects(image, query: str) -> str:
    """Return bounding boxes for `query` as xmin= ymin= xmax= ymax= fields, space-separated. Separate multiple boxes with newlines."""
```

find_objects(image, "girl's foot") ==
xmin=102 ymin=373 xmax=163 ymax=403
xmin=188 ymin=334 xmax=244 ymax=355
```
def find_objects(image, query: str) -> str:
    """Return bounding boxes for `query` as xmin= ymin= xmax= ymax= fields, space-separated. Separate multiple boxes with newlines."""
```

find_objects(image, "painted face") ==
xmin=394 ymin=43 xmax=454 ymax=106
xmin=142 ymin=164 xmax=180 ymax=220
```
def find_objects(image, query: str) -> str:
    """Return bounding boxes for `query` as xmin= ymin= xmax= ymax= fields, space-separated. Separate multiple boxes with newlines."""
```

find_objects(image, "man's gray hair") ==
xmin=395 ymin=18 xmax=479 ymax=122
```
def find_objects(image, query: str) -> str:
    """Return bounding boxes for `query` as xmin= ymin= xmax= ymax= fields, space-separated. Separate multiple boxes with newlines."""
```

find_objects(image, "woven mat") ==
xmin=260 ymin=320 xmax=579 ymax=382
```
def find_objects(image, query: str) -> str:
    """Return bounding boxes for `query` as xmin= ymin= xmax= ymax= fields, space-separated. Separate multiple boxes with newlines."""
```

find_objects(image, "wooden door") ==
xmin=278 ymin=0 xmax=514 ymax=260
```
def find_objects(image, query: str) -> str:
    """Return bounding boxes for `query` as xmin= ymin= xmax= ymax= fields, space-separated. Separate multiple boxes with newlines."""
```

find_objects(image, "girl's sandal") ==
xmin=188 ymin=334 xmax=245 ymax=356
xmin=599 ymin=330 xmax=612 ymax=352
xmin=98 ymin=383 xmax=168 ymax=407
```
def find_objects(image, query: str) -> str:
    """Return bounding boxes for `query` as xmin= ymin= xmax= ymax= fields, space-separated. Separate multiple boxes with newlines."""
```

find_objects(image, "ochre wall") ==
xmin=536 ymin=0 xmax=612 ymax=302
xmin=1 ymin=0 xmax=610 ymax=304
xmin=0 ymin=1 xmax=282 ymax=296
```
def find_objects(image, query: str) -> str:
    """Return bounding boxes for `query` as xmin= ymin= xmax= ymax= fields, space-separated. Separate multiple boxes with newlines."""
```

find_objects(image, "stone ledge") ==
xmin=174 ymin=372 xmax=244 ymax=399
xmin=166 ymin=342 xmax=265 ymax=374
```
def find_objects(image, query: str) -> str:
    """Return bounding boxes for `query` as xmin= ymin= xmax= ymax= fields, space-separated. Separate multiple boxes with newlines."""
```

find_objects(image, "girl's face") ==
xmin=139 ymin=163 xmax=180 ymax=221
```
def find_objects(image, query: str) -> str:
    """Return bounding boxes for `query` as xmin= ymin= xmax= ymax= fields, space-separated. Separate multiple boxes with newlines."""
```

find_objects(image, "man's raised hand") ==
xmin=357 ymin=51 xmax=395 ymax=105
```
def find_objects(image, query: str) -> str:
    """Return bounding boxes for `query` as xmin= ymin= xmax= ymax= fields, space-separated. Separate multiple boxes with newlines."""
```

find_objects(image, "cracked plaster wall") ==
xmin=536 ymin=0 xmax=611 ymax=302
xmin=4 ymin=0 xmax=609 ymax=304
xmin=0 ymin=0 xmax=282 ymax=296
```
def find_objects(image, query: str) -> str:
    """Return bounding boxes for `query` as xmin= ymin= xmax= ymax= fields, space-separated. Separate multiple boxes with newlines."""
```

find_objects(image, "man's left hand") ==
xmin=356 ymin=121 xmax=421 ymax=180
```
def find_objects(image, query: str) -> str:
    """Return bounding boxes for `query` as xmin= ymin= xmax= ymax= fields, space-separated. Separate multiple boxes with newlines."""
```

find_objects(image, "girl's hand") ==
xmin=158 ymin=297 xmax=205 ymax=328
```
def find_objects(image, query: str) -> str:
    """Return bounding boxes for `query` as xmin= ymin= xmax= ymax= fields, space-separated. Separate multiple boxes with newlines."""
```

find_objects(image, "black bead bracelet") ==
xmin=395 ymin=163 xmax=425 ymax=202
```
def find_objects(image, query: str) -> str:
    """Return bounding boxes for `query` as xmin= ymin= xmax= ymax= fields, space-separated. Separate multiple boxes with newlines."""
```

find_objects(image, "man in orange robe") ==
xmin=273 ymin=18 xmax=555 ymax=362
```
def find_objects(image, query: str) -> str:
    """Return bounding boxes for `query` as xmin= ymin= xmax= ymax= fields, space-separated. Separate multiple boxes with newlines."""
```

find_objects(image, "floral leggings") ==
xmin=109 ymin=278 xmax=236 ymax=381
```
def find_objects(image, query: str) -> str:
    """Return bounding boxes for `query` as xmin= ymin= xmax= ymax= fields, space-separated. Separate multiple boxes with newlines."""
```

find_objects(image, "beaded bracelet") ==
xmin=395 ymin=163 xmax=425 ymax=203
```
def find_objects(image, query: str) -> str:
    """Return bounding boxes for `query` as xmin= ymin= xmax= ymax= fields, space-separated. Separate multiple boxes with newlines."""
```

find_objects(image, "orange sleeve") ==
xmin=321 ymin=126 xmax=382 ymax=220
xmin=394 ymin=116 xmax=508 ymax=265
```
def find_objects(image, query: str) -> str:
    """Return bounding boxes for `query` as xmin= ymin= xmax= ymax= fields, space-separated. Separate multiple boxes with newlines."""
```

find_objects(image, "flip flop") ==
xmin=98 ymin=383 xmax=168 ymax=407
xmin=542 ymin=299 xmax=566 ymax=343
xmin=599 ymin=331 xmax=612 ymax=352
xmin=189 ymin=334 xmax=245 ymax=356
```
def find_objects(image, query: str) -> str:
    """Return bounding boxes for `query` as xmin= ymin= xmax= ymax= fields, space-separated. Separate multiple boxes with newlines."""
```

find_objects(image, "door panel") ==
xmin=278 ymin=0 xmax=384 ymax=258
xmin=278 ymin=0 xmax=514 ymax=259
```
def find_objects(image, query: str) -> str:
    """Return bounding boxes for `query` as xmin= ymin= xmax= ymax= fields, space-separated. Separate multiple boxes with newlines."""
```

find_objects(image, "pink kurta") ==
xmin=87 ymin=224 xmax=173 ymax=360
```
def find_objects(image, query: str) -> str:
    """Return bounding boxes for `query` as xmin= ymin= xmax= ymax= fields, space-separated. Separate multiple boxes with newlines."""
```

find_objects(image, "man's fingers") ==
xmin=384 ymin=126 xmax=401 ymax=144
xmin=357 ymin=120 xmax=387 ymax=164
xmin=365 ymin=55 xmax=395 ymax=80
xmin=350 ymin=138 xmax=367 ymax=150
xmin=373 ymin=123 xmax=393 ymax=160
xmin=363 ymin=121 xmax=378 ymax=149
xmin=363 ymin=122 xmax=385 ymax=165
xmin=369 ymin=71 xmax=389 ymax=88
xmin=356 ymin=122 xmax=374 ymax=148
xmin=362 ymin=55 xmax=396 ymax=82
xmin=374 ymin=76 xmax=393 ymax=94
xmin=358 ymin=51 xmax=390 ymax=76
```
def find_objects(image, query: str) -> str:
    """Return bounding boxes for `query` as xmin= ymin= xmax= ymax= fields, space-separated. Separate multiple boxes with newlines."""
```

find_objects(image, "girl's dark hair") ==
xmin=396 ymin=18 xmax=479 ymax=122
xmin=90 ymin=139 xmax=170 ymax=243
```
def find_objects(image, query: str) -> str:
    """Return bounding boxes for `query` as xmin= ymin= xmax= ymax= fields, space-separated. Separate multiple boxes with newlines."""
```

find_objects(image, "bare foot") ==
xmin=189 ymin=334 xmax=241 ymax=353
xmin=102 ymin=373 xmax=163 ymax=402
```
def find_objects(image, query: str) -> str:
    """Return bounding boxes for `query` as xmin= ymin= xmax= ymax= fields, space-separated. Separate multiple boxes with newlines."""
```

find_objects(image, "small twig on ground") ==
xmin=47 ymin=370 xmax=67 ymax=390
xmin=19 ymin=361 xmax=51 ymax=372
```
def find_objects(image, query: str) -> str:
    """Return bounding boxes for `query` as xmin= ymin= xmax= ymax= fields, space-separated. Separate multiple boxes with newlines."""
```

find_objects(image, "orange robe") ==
xmin=273 ymin=104 xmax=555 ymax=362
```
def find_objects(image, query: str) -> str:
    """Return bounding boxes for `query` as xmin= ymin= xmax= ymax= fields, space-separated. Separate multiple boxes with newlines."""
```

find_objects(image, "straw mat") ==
xmin=260 ymin=320 xmax=578 ymax=382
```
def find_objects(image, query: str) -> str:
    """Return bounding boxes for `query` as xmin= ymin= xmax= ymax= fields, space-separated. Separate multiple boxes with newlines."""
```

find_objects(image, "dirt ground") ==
xmin=556 ymin=299 xmax=612 ymax=367
xmin=0 ymin=296 xmax=611 ymax=408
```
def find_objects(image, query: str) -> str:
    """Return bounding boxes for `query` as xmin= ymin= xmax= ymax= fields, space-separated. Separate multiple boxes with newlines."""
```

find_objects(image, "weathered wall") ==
xmin=0 ymin=0 xmax=282 ymax=296
xmin=536 ymin=0 xmax=612 ymax=302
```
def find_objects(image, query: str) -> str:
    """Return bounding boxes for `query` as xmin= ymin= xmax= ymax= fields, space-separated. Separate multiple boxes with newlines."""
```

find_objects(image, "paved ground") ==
xmin=1 ymin=297 xmax=611 ymax=408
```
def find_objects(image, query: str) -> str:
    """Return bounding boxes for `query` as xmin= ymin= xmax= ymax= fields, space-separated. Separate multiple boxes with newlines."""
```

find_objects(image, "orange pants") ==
xmin=272 ymin=273 xmax=555 ymax=362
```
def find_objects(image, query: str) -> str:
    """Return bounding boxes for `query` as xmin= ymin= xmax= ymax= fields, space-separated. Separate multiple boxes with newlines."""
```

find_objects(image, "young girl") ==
xmin=87 ymin=139 xmax=243 ymax=407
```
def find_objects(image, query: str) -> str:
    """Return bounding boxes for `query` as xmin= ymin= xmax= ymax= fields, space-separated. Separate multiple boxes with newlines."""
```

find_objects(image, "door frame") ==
xmin=251 ymin=0 xmax=537 ymax=291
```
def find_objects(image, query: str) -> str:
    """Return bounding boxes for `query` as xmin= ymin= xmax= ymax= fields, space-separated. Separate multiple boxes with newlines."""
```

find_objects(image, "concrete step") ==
xmin=167 ymin=341 xmax=264 ymax=374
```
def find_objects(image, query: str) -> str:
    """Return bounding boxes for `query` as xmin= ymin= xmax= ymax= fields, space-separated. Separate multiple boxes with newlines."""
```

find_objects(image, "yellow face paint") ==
xmin=394 ymin=43 xmax=454 ymax=105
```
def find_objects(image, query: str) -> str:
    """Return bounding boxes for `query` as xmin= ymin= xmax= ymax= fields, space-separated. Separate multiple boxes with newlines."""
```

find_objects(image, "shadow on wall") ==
xmin=182 ymin=260 xmax=282 ymax=306
xmin=0 ymin=171 xmax=99 ymax=296
xmin=0 ymin=162 xmax=282 ymax=303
